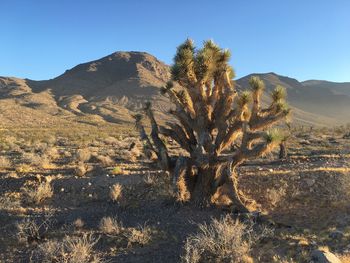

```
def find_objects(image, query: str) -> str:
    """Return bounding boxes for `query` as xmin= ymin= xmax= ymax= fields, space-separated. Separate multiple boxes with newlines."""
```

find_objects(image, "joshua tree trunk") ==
xmin=191 ymin=166 xmax=217 ymax=207
xmin=279 ymin=141 xmax=287 ymax=159
xmin=133 ymin=39 xmax=290 ymax=211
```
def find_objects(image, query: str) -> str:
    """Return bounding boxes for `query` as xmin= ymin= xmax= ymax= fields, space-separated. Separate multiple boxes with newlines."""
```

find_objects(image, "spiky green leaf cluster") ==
xmin=171 ymin=39 xmax=235 ymax=86
xmin=275 ymin=100 xmax=290 ymax=114
xmin=171 ymin=39 xmax=196 ymax=82
xmin=237 ymin=91 xmax=252 ymax=108
xmin=194 ymin=40 xmax=221 ymax=81
xmin=249 ymin=76 xmax=265 ymax=93
xmin=265 ymin=129 xmax=284 ymax=144
xmin=271 ymin=85 xmax=286 ymax=102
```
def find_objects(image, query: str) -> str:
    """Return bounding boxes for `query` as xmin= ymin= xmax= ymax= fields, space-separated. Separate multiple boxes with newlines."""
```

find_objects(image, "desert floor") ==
xmin=0 ymin=125 xmax=350 ymax=262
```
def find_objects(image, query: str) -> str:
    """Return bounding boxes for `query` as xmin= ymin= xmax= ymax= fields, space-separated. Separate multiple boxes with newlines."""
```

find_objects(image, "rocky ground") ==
xmin=0 ymin=125 xmax=350 ymax=262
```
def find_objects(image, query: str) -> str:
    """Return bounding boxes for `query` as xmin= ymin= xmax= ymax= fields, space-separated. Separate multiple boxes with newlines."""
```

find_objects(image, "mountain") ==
xmin=236 ymin=73 xmax=350 ymax=125
xmin=302 ymin=80 xmax=350 ymax=97
xmin=0 ymin=52 xmax=170 ymax=126
xmin=0 ymin=52 xmax=349 ymax=127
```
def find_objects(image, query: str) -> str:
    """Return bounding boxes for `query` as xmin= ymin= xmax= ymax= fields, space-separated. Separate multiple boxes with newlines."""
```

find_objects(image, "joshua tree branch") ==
xmin=144 ymin=104 xmax=170 ymax=170
xmin=249 ymin=111 xmax=289 ymax=131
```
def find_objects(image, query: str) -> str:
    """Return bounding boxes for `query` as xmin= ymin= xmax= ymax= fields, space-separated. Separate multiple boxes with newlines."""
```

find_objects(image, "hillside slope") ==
xmin=0 ymin=52 xmax=349 ymax=127
xmin=236 ymin=73 xmax=350 ymax=125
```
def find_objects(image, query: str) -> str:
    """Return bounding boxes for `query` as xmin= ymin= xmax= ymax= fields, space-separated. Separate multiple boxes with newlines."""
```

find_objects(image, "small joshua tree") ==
xmin=279 ymin=123 xmax=291 ymax=160
xmin=134 ymin=39 xmax=290 ymax=211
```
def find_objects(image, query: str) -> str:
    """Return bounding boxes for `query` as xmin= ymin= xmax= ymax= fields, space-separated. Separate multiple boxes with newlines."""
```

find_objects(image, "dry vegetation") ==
xmin=0 ymin=123 xmax=349 ymax=262
xmin=182 ymin=216 xmax=255 ymax=263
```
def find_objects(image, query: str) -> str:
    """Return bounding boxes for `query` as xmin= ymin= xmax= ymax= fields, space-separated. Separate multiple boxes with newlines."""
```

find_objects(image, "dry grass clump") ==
xmin=24 ymin=181 xmax=53 ymax=205
xmin=119 ymin=148 xmax=141 ymax=163
xmin=16 ymin=163 xmax=33 ymax=173
xmin=182 ymin=216 xmax=254 ymax=263
xmin=0 ymin=194 xmax=21 ymax=211
xmin=126 ymin=224 xmax=152 ymax=247
xmin=96 ymin=155 xmax=114 ymax=167
xmin=75 ymin=163 xmax=87 ymax=177
xmin=21 ymin=152 xmax=54 ymax=170
xmin=143 ymin=172 xmax=155 ymax=186
xmin=42 ymin=135 xmax=57 ymax=145
xmin=17 ymin=215 xmax=52 ymax=243
xmin=99 ymin=216 xmax=122 ymax=235
xmin=22 ymin=152 xmax=42 ymax=166
xmin=104 ymin=136 xmax=119 ymax=145
xmin=32 ymin=233 xmax=103 ymax=263
xmin=76 ymin=148 xmax=91 ymax=163
xmin=109 ymin=183 xmax=122 ymax=202
xmin=73 ymin=218 xmax=85 ymax=229
xmin=0 ymin=156 xmax=11 ymax=169
xmin=44 ymin=146 xmax=60 ymax=160
xmin=272 ymin=255 xmax=297 ymax=263
xmin=34 ymin=142 xmax=49 ymax=154
xmin=40 ymin=156 xmax=55 ymax=169
xmin=266 ymin=186 xmax=287 ymax=207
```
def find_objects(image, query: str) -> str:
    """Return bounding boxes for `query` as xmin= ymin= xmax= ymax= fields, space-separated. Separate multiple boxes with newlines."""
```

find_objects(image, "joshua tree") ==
xmin=134 ymin=39 xmax=290 ymax=211
xmin=278 ymin=123 xmax=291 ymax=160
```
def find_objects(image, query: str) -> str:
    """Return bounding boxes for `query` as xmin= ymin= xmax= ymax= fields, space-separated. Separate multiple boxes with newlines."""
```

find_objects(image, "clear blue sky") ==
xmin=1 ymin=0 xmax=349 ymax=82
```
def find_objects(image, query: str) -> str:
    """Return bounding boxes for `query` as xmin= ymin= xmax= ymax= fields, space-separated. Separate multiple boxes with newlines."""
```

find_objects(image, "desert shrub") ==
xmin=24 ymin=181 xmax=53 ymax=205
xmin=63 ymin=150 xmax=73 ymax=158
xmin=32 ymin=233 xmax=103 ymax=263
xmin=76 ymin=148 xmax=91 ymax=163
xmin=73 ymin=218 xmax=85 ymax=229
xmin=40 ymin=156 xmax=54 ymax=169
xmin=266 ymin=186 xmax=287 ymax=207
xmin=34 ymin=142 xmax=49 ymax=154
xmin=143 ymin=172 xmax=155 ymax=186
xmin=44 ymin=147 xmax=60 ymax=160
xmin=181 ymin=216 xmax=254 ymax=263
xmin=4 ymin=136 xmax=17 ymax=145
xmin=0 ymin=194 xmax=21 ymax=210
xmin=20 ymin=152 xmax=53 ymax=169
xmin=0 ymin=156 xmax=11 ymax=169
xmin=119 ymin=149 xmax=138 ymax=162
xmin=96 ymin=155 xmax=114 ymax=167
xmin=130 ymin=147 xmax=141 ymax=160
xmin=16 ymin=163 xmax=33 ymax=173
xmin=109 ymin=183 xmax=122 ymax=202
xmin=42 ymin=135 xmax=56 ymax=145
xmin=104 ymin=136 xmax=119 ymax=145
xmin=126 ymin=224 xmax=152 ymax=247
xmin=22 ymin=152 xmax=42 ymax=166
xmin=75 ymin=163 xmax=87 ymax=177
xmin=99 ymin=216 xmax=122 ymax=235
xmin=106 ymin=149 xmax=116 ymax=156
xmin=272 ymin=255 xmax=297 ymax=263
xmin=17 ymin=215 xmax=53 ymax=243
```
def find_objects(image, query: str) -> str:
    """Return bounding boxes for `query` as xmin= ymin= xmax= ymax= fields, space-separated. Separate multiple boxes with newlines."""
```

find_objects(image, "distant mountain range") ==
xmin=0 ymin=51 xmax=349 ymax=127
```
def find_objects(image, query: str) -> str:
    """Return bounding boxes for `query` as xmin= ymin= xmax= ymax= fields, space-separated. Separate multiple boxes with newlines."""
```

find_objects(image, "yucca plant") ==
xmin=133 ymin=39 xmax=290 ymax=211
